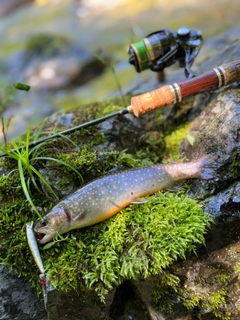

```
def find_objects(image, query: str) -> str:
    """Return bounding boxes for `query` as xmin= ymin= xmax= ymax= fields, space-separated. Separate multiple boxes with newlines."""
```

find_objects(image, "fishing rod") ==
xmin=1 ymin=59 xmax=240 ymax=158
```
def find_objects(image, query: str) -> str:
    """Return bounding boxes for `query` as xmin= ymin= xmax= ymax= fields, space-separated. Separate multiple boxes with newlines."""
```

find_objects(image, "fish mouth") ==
xmin=34 ymin=225 xmax=56 ymax=244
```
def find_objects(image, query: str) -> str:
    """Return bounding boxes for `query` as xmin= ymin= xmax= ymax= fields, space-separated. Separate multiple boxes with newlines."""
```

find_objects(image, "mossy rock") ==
xmin=0 ymin=95 xmax=211 ymax=304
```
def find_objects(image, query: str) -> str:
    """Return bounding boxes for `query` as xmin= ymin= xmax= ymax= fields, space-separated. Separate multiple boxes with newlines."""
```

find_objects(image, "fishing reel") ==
xmin=128 ymin=27 xmax=202 ymax=79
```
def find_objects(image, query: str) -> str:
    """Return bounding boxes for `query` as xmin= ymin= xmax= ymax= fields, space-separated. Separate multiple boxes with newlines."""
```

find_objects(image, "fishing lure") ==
xmin=26 ymin=222 xmax=45 ymax=274
xmin=26 ymin=222 xmax=47 ymax=306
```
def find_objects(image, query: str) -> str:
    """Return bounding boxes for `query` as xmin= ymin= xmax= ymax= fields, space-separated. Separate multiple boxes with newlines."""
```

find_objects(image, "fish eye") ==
xmin=41 ymin=218 xmax=47 ymax=227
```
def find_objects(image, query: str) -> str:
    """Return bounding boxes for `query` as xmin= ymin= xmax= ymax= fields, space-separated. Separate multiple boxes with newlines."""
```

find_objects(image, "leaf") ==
xmin=14 ymin=82 xmax=30 ymax=91
xmin=43 ymin=241 xmax=56 ymax=250
xmin=186 ymin=133 xmax=195 ymax=146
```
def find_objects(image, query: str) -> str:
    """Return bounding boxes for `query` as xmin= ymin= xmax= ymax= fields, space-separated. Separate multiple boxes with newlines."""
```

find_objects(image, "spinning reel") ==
xmin=128 ymin=27 xmax=203 ymax=78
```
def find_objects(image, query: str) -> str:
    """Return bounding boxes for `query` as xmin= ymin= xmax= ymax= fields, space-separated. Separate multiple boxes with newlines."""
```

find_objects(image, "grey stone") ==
xmin=0 ymin=265 xmax=47 ymax=320
xmin=181 ymin=88 xmax=240 ymax=200
xmin=200 ymin=39 xmax=240 ymax=72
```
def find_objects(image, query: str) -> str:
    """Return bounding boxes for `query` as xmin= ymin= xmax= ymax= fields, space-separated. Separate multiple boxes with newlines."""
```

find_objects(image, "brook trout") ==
xmin=34 ymin=156 xmax=215 ymax=244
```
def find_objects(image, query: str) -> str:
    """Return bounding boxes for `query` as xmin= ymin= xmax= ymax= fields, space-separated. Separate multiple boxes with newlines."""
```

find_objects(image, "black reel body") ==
xmin=128 ymin=27 xmax=202 ymax=78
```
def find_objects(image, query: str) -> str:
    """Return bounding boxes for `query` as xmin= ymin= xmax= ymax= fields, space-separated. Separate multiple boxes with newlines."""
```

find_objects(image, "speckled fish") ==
xmin=34 ymin=156 xmax=215 ymax=244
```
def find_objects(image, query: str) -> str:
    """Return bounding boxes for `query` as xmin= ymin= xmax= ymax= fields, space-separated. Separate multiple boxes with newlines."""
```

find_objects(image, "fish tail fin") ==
xmin=198 ymin=154 xmax=217 ymax=180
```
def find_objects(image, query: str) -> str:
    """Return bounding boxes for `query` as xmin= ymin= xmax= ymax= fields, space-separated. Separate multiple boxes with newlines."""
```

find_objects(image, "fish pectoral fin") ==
xmin=72 ymin=211 xmax=86 ymax=222
xmin=131 ymin=197 xmax=148 ymax=204
xmin=166 ymin=184 xmax=183 ymax=192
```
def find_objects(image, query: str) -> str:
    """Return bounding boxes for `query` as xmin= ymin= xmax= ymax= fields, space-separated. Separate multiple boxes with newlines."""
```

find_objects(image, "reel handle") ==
xmin=129 ymin=60 xmax=240 ymax=117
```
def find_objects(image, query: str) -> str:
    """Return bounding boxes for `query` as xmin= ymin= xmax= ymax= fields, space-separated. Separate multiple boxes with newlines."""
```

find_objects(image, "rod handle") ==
xmin=130 ymin=59 xmax=240 ymax=117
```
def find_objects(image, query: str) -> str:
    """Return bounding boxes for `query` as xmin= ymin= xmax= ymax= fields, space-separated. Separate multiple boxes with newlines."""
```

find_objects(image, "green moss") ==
xmin=235 ymin=262 xmax=240 ymax=279
xmin=208 ymin=290 xmax=229 ymax=319
xmin=181 ymin=288 xmax=230 ymax=319
xmin=173 ymin=268 xmax=232 ymax=320
xmin=164 ymin=122 xmax=192 ymax=161
xmin=0 ymin=173 xmax=25 ymax=200
xmin=181 ymin=290 xmax=202 ymax=310
xmin=228 ymin=150 xmax=240 ymax=178
xmin=152 ymin=272 xmax=181 ymax=313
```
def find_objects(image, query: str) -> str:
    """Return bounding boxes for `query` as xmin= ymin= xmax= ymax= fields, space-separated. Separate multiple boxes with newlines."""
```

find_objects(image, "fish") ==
xmin=34 ymin=156 xmax=215 ymax=244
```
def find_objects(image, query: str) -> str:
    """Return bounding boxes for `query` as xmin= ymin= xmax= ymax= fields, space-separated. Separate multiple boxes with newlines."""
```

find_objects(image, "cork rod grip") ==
xmin=130 ymin=85 xmax=177 ymax=117
xmin=130 ymin=59 xmax=240 ymax=117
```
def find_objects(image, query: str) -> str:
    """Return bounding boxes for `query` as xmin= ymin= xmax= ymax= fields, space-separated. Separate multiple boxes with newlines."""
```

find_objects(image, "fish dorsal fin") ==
xmin=131 ymin=197 xmax=148 ymax=204
xmin=107 ymin=165 xmax=128 ymax=174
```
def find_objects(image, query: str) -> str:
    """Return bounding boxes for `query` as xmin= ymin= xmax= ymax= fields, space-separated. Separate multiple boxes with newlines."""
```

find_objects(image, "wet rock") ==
xmin=49 ymin=111 xmax=75 ymax=127
xmin=130 ymin=237 xmax=240 ymax=320
xmin=7 ymin=34 xmax=106 ymax=91
xmin=204 ymin=181 xmax=240 ymax=220
xmin=45 ymin=288 xmax=115 ymax=320
xmin=109 ymin=281 xmax=153 ymax=320
xmin=180 ymin=87 xmax=240 ymax=253
xmin=170 ymin=238 xmax=240 ymax=320
xmin=97 ymin=113 xmax=145 ymax=154
xmin=38 ymin=166 xmax=77 ymax=199
xmin=181 ymin=88 xmax=240 ymax=199
xmin=0 ymin=265 xmax=47 ymax=320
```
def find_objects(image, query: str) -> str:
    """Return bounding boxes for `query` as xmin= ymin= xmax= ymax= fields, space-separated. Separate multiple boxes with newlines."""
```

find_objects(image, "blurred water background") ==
xmin=0 ymin=0 xmax=239 ymax=142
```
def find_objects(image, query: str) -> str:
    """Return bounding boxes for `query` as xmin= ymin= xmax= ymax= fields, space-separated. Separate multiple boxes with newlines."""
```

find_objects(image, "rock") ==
xmin=45 ymin=288 xmax=115 ymax=320
xmin=197 ymin=25 xmax=240 ymax=65
xmin=109 ymin=281 xmax=156 ymax=320
xmin=204 ymin=181 xmax=240 ymax=220
xmin=97 ymin=113 xmax=146 ymax=153
xmin=180 ymin=86 xmax=240 ymax=255
xmin=181 ymin=87 xmax=240 ymax=202
xmin=170 ymin=237 xmax=240 ymax=320
xmin=200 ymin=39 xmax=240 ymax=72
xmin=0 ymin=265 xmax=47 ymax=320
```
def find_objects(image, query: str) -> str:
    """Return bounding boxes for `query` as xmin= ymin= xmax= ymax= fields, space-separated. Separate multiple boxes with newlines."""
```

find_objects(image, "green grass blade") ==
xmin=30 ymin=174 xmax=43 ymax=195
xmin=35 ymin=156 xmax=83 ymax=182
xmin=18 ymin=159 xmax=42 ymax=218
xmin=31 ymin=121 xmax=46 ymax=142
xmin=55 ymin=132 xmax=80 ymax=150
xmin=28 ymin=164 xmax=59 ymax=199
xmin=0 ymin=147 xmax=19 ymax=161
